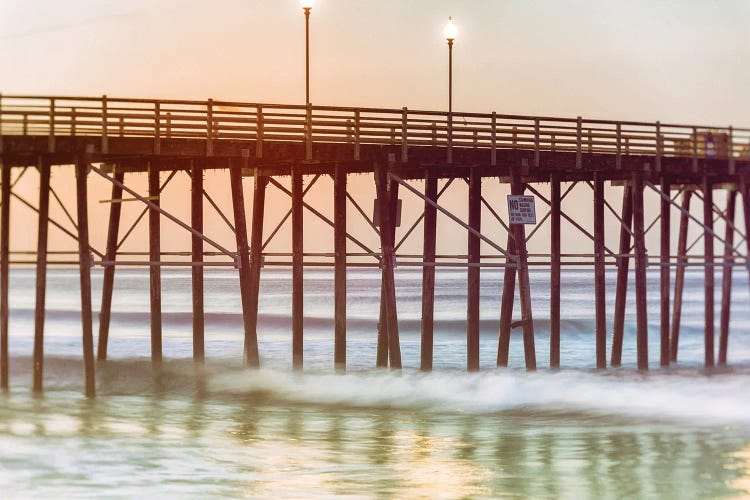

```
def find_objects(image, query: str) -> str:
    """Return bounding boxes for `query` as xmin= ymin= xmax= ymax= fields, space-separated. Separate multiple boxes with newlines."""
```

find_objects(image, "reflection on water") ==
xmin=1 ymin=373 xmax=750 ymax=498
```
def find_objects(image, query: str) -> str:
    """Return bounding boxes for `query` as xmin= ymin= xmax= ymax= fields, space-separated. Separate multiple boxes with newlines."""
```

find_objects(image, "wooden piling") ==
xmin=76 ymin=160 xmax=95 ymax=398
xmin=632 ymin=173 xmax=648 ymax=370
xmin=191 ymin=160 xmax=205 ymax=362
xmin=610 ymin=183 xmax=632 ymax=367
xmin=375 ymin=164 xmax=401 ymax=369
xmin=670 ymin=190 xmax=692 ymax=362
xmin=467 ymin=169 xmax=481 ymax=372
xmin=291 ymin=163 xmax=304 ymax=370
xmin=703 ymin=176 xmax=715 ymax=367
xmin=0 ymin=160 xmax=10 ymax=391
xmin=593 ymin=172 xmax=606 ymax=369
xmin=148 ymin=161 xmax=162 ymax=362
xmin=550 ymin=174 xmax=561 ymax=368
xmin=510 ymin=167 xmax=536 ymax=371
xmin=718 ymin=190 xmax=737 ymax=365
xmin=33 ymin=158 xmax=50 ymax=393
xmin=659 ymin=176 xmax=671 ymax=367
xmin=96 ymin=169 xmax=124 ymax=361
xmin=496 ymin=231 xmax=516 ymax=367
xmin=420 ymin=171 xmax=437 ymax=371
xmin=743 ymin=180 xmax=750 ymax=320
xmin=333 ymin=164 xmax=347 ymax=370
xmin=377 ymin=175 xmax=400 ymax=368
xmin=245 ymin=168 xmax=265 ymax=367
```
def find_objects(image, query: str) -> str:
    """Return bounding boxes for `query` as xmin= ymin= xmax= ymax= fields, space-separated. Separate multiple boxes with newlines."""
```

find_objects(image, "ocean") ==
xmin=1 ymin=267 xmax=750 ymax=498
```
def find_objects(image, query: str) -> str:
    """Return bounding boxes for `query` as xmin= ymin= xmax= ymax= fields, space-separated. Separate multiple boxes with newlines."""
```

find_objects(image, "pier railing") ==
xmin=1 ymin=95 xmax=748 ymax=165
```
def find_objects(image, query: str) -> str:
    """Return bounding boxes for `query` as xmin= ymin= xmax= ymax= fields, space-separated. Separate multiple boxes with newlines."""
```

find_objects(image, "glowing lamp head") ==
xmin=300 ymin=0 xmax=314 ymax=10
xmin=444 ymin=17 xmax=457 ymax=41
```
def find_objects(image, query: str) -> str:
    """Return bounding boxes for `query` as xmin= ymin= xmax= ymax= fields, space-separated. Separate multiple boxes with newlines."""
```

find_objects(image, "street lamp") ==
xmin=444 ymin=17 xmax=457 ymax=163
xmin=301 ymin=0 xmax=314 ymax=105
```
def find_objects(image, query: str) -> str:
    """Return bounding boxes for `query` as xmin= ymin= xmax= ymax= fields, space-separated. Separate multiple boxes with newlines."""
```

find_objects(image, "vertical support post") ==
xmin=354 ymin=110 xmax=361 ymax=161
xmin=0 ymin=160 xmax=10 ymax=391
xmin=148 ymin=161 xmax=162 ymax=362
xmin=48 ymin=99 xmax=55 ymax=153
xmin=231 ymin=159 xmax=260 ymax=368
xmin=728 ymin=127 xmax=735 ymax=175
xmin=632 ymin=172 xmax=649 ymax=370
xmin=692 ymin=127 xmax=698 ymax=173
xmin=421 ymin=171 xmax=437 ymax=371
xmin=71 ymin=108 xmax=77 ymax=136
xmin=718 ymin=190 xmax=737 ymax=365
xmin=550 ymin=173 xmax=561 ymax=368
xmin=511 ymin=167 xmax=536 ymax=370
xmin=191 ymin=160 xmax=205 ymax=362
xmin=670 ymin=190 xmax=692 ymax=362
xmin=659 ymin=176 xmax=671 ymax=367
xmin=496 ymin=230 xmax=516 ymax=367
xmin=245 ymin=169 xmax=265 ymax=367
xmin=610 ymin=183 xmax=633 ymax=366
xmin=292 ymin=163 xmax=304 ymax=369
xmin=76 ymin=160 xmax=95 ymax=398
xmin=97 ymin=169 xmax=124 ymax=361
xmin=655 ymin=122 xmax=662 ymax=172
xmin=306 ymin=104 xmax=313 ymax=161
xmin=333 ymin=164 xmax=347 ymax=370
xmin=154 ymin=101 xmax=161 ymax=154
xmin=576 ymin=116 xmax=582 ymax=169
xmin=375 ymin=164 xmax=402 ymax=369
xmin=533 ymin=119 xmax=540 ymax=168
xmin=33 ymin=157 xmax=50 ymax=393
xmin=467 ymin=169 xmax=481 ymax=372
xmin=703 ymin=175 xmax=715 ymax=367
xmin=593 ymin=172 xmax=606 ymax=369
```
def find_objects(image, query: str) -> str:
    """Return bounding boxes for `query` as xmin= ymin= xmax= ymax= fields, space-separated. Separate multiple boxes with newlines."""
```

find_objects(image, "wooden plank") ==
xmin=33 ymin=158 xmax=50 ymax=393
xmin=594 ymin=172 xmax=606 ymax=369
xmin=292 ymin=163 xmax=304 ymax=370
xmin=660 ymin=176 xmax=671 ymax=367
xmin=334 ymin=165 xmax=347 ymax=371
xmin=718 ymin=190 xmax=737 ymax=365
xmin=76 ymin=160 xmax=95 ymax=398
xmin=420 ymin=171 xmax=437 ymax=371
xmin=632 ymin=173 xmax=649 ymax=370
xmin=703 ymin=176 xmax=715 ymax=367
xmin=148 ymin=161 xmax=162 ymax=362
xmin=670 ymin=191 xmax=692 ymax=362
xmin=467 ymin=169 xmax=481 ymax=372
xmin=550 ymin=173 xmax=561 ymax=368
xmin=96 ymin=170 xmax=124 ymax=361
xmin=191 ymin=160 xmax=204 ymax=362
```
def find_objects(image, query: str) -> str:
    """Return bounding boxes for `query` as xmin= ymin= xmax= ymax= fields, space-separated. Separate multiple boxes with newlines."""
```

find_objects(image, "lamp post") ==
xmin=444 ymin=17 xmax=457 ymax=163
xmin=301 ymin=0 xmax=313 ymax=105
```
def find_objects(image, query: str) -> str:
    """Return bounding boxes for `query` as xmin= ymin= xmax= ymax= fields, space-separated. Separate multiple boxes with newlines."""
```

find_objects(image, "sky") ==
xmin=1 ymin=0 xmax=749 ymax=260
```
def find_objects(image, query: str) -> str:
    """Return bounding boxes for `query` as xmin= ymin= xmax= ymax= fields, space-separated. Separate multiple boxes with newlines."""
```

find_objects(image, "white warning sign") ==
xmin=507 ymin=195 xmax=536 ymax=225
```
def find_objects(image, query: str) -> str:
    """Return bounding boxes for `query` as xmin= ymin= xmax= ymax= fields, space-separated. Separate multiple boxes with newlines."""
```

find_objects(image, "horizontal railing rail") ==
xmin=1 ymin=94 xmax=749 ymax=165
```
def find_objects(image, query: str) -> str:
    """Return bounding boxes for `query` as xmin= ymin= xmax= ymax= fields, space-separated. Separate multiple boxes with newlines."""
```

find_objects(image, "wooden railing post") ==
xmin=48 ymin=98 xmax=56 ymax=153
xmin=692 ymin=126 xmax=698 ymax=172
xmin=101 ymin=95 xmax=108 ymax=153
xmin=206 ymin=98 xmax=214 ymax=156
xmin=23 ymin=114 xmax=28 ymax=136
xmin=256 ymin=106 xmax=264 ymax=159
xmin=615 ymin=122 xmax=622 ymax=169
xmin=512 ymin=126 xmax=518 ymax=147
xmin=166 ymin=112 xmax=172 ymax=139
xmin=401 ymin=107 xmax=408 ymax=162
xmin=354 ymin=110 xmax=361 ymax=160
xmin=119 ymin=117 xmax=124 ymax=137
xmin=588 ymin=129 xmax=593 ymax=152
xmin=655 ymin=121 xmax=662 ymax=172
xmin=729 ymin=126 xmax=735 ymax=174
xmin=431 ymin=121 xmax=437 ymax=147
xmin=491 ymin=112 xmax=497 ymax=166
xmin=576 ymin=116 xmax=582 ymax=169
xmin=71 ymin=107 xmax=77 ymax=137
xmin=154 ymin=101 xmax=161 ymax=154
xmin=305 ymin=103 xmax=312 ymax=161
xmin=447 ymin=112 xmax=453 ymax=164
xmin=533 ymin=119 xmax=540 ymax=168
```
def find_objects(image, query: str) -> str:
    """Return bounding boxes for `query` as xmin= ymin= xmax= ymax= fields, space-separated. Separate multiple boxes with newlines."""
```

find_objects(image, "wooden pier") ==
xmin=0 ymin=94 xmax=749 ymax=397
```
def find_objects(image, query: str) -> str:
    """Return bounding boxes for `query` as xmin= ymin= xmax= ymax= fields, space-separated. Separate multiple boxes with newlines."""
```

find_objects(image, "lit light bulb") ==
xmin=443 ymin=17 xmax=457 ymax=41
xmin=300 ymin=0 xmax=314 ymax=9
